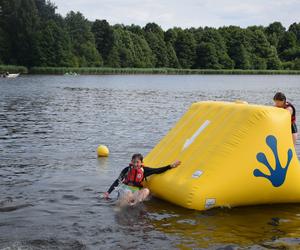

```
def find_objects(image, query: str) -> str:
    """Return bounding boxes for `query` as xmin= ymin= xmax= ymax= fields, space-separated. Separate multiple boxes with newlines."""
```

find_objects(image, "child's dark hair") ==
xmin=131 ymin=153 xmax=143 ymax=162
xmin=273 ymin=92 xmax=286 ymax=102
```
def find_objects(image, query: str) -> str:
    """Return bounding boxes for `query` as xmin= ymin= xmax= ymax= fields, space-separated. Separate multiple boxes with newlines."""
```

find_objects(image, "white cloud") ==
xmin=52 ymin=0 xmax=300 ymax=29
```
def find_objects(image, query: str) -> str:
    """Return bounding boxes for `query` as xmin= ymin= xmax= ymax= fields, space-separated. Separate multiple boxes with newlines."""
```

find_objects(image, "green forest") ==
xmin=1 ymin=0 xmax=300 ymax=71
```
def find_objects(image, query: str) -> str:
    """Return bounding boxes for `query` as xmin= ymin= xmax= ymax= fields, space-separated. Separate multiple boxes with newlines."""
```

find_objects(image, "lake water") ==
xmin=1 ymin=75 xmax=300 ymax=249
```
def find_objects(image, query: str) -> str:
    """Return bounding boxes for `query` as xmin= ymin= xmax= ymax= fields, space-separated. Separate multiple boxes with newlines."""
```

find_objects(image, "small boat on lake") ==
xmin=64 ymin=72 xmax=79 ymax=76
xmin=2 ymin=73 xmax=20 ymax=78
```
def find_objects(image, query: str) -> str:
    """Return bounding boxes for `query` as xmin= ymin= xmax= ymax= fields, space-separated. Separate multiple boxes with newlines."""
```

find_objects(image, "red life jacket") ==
xmin=123 ymin=164 xmax=144 ymax=187
xmin=285 ymin=102 xmax=296 ymax=124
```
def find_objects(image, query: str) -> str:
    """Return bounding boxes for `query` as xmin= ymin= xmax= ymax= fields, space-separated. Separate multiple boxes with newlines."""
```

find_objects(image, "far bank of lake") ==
xmin=2 ymin=65 xmax=300 ymax=75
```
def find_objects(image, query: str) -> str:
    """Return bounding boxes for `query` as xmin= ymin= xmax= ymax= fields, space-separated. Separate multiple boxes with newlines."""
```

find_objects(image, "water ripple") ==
xmin=1 ymin=75 xmax=300 ymax=249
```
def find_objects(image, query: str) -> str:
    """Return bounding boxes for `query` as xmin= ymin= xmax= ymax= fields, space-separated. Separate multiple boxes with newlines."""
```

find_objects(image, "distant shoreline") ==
xmin=2 ymin=65 xmax=300 ymax=75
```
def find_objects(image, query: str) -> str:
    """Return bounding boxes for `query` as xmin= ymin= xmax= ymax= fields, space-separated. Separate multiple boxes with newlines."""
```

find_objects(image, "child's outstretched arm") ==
xmin=103 ymin=167 xmax=129 ymax=199
xmin=143 ymin=160 xmax=181 ymax=178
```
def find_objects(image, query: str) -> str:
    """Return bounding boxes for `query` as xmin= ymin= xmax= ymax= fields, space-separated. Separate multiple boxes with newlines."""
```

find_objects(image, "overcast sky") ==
xmin=53 ymin=0 xmax=300 ymax=29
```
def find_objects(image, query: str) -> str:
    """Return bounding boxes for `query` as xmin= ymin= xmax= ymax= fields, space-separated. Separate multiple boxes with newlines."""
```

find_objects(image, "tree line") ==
xmin=1 ymin=0 xmax=300 ymax=70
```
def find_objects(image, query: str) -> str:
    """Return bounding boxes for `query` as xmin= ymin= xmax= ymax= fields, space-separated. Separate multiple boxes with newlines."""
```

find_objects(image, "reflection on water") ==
xmin=147 ymin=199 xmax=300 ymax=249
xmin=1 ymin=75 xmax=300 ymax=249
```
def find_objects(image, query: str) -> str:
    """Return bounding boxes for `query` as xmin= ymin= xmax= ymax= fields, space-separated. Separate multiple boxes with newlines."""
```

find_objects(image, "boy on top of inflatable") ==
xmin=273 ymin=92 xmax=298 ymax=145
xmin=103 ymin=153 xmax=181 ymax=206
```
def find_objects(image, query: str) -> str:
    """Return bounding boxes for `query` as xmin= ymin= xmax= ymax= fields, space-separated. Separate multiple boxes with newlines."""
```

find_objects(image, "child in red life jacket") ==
xmin=273 ymin=92 xmax=298 ymax=145
xmin=103 ymin=153 xmax=181 ymax=205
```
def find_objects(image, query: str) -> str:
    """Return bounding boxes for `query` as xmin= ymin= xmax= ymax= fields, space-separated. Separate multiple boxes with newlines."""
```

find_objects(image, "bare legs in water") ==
xmin=118 ymin=188 xmax=150 ymax=206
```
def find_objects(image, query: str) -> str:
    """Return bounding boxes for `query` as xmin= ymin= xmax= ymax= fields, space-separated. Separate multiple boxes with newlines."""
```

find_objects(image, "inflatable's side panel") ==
xmin=144 ymin=101 xmax=300 ymax=211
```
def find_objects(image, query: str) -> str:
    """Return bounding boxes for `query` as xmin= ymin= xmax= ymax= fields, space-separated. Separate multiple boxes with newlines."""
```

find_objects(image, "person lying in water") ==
xmin=273 ymin=92 xmax=298 ymax=145
xmin=103 ymin=153 xmax=181 ymax=205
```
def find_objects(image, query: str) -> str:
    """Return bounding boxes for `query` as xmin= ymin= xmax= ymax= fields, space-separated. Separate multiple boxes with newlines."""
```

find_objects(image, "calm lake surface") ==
xmin=1 ymin=75 xmax=300 ymax=249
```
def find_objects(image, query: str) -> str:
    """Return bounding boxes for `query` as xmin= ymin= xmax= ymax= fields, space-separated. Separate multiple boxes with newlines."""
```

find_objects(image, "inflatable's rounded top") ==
xmin=235 ymin=100 xmax=248 ymax=104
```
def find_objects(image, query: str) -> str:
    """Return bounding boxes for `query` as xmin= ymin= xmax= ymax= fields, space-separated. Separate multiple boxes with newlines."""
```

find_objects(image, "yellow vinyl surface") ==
xmin=144 ymin=101 xmax=300 ymax=210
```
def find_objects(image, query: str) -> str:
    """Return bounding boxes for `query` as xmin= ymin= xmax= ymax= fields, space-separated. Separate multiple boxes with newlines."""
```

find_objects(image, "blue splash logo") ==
xmin=253 ymin=135 xmax=293 ymax=187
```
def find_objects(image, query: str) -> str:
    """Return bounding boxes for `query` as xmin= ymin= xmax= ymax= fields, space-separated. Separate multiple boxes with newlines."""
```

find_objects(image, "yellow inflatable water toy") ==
xmin=97 ymin=145 xmax=109 ymax=157
xmin=144 ymin=101 xmax=300 ymax=211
